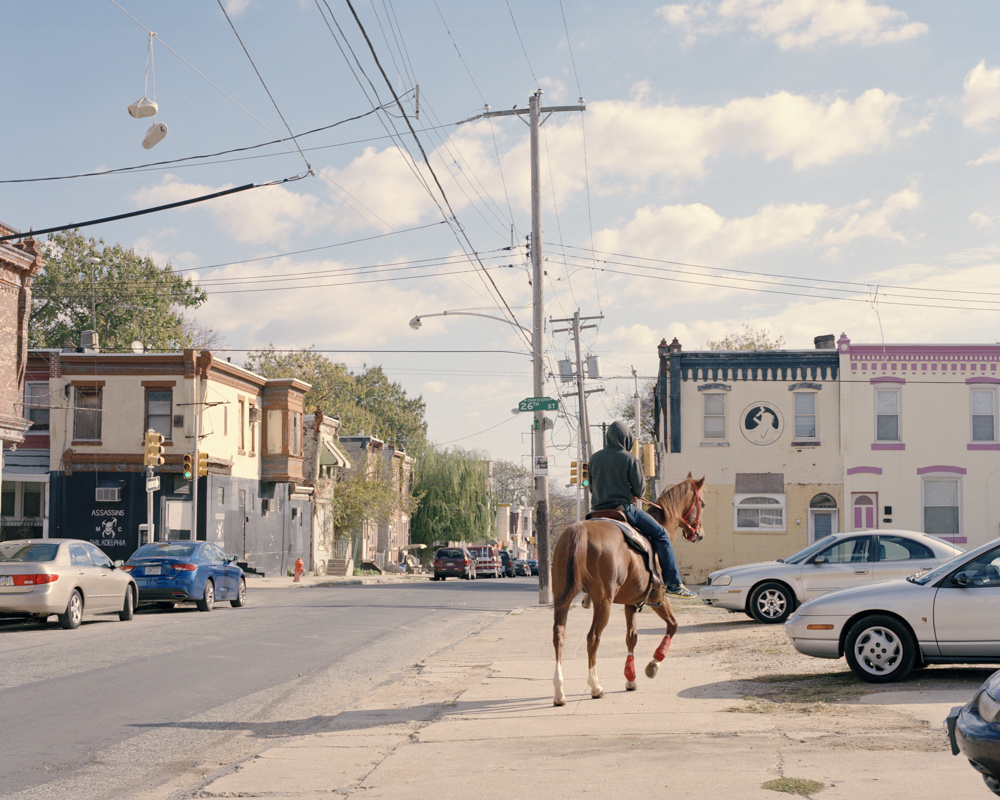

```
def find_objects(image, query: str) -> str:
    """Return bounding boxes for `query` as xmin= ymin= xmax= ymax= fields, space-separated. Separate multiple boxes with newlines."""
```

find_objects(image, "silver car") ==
xmin=0 ymin=538 xmax=138 ymax=629
xmin=700 ymin=530 xmax=962 ymax=624
xmin=786 ymin=537 xmax=1000 ymax=682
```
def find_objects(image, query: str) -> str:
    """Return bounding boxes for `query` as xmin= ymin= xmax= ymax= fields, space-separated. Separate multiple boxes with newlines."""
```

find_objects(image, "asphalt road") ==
xmin=0 ymin=576 xmax=537 ymax=800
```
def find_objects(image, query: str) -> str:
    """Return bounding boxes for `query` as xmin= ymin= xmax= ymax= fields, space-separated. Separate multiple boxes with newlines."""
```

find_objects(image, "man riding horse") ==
xmin=588 ymin=421 xmax=696 ymax=600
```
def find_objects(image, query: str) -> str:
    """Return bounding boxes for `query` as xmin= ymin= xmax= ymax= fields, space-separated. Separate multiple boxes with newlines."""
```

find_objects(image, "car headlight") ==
xmin=978 ymin=690 xmax=1000 ymax=724
xmin=711 ymin=574 xmax=732 ymax=586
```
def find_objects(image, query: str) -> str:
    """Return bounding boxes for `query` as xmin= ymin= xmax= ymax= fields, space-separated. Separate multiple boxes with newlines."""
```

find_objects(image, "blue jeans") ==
xmin=622 ymin=504 xmax=683 ymax=588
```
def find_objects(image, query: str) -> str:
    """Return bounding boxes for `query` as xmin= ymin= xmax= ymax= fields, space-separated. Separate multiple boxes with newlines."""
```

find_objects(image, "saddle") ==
xmin=585 ymin=509 xmax=664 ymax=592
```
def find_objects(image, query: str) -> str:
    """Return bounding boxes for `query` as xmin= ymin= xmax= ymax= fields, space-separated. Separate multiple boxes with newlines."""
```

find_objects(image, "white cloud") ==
xmin=962 ymin=61 xmax=1000 ymax=129
xmin=592 ymin=187 xmax=919 ymax=264
xmin=970 ymin=211 xmax=1000 ymax=230
xmin=970 ymin=145 xmax=1000 ymax=166
xmin=659 ymin=0 xmax=928 ymax=50
xmin=422 ymin=381 xmax=449 ymax=395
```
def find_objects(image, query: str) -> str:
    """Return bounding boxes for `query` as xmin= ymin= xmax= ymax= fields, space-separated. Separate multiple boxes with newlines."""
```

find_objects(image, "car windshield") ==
xmin=909 ymin=539 xmax=1000 ymax=585
xmin=777 ymin=535 xmax=838 ymax=564
xmin=437 ymin=549 xmax=463 ymax=558
xmin=132 ymin=543 xmax=199 ymax=558
xmin=0 ymin=542 xmax=59 ymax=562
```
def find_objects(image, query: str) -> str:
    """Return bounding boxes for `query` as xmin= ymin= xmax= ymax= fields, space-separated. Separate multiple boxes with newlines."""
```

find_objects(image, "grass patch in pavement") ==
xmin=762 ymin=777 xmax=825 ymax=795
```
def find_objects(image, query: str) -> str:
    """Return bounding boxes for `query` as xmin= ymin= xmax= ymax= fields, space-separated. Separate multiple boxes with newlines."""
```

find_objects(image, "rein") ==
xmin=677 ymin=479 xmax=703 ymax=541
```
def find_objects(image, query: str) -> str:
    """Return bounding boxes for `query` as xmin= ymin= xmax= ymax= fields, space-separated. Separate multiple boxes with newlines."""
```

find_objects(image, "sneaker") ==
xmin=665 ymin=584 xmax=696 ymax=599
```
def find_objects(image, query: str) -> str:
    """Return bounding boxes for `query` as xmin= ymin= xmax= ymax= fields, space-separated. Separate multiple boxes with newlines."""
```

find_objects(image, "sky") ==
xmin=2 ymin=1 xmax=999 ymax=489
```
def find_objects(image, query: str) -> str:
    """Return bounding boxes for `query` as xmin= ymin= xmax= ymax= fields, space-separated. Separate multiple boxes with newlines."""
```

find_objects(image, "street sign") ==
xmin=518 ymin=396 xmax=558 ymax=412
xmin=533 ymin=456 xmax=549 ymax=477
xmin=533 ymin=417 xmax=554 ymax=431
xmin=146 ymin=476 xmax=160 ymax=492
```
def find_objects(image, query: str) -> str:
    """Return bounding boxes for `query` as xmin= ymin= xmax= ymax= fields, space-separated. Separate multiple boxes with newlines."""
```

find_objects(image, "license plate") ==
xmin=0 ymin=575 xmax=11 ymax=586
xmin=144 ymin=566 xmax=162 ymax=575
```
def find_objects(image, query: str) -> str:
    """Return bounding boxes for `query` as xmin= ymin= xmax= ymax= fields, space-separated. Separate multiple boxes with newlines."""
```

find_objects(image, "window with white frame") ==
xmin=971 ymin=387 xmax=997 ymax=442
xmin=794 ymin=392 xmax=817 ymax=439
xmin=73 ymin=386 xmax=102 ymax=441
xmin=25 ymin=382 xmax=49 ymax=430
xmin=923 ymin=477 xmax=960 ymax=536
xmin=145 ymin=389 xmax=172 ymax=440
xmin=875 ymin=387 xmax=900 ymax=442
xmin=734 ymin=494 xmax=786 ymax=531
xmin=704 ymin=393 xmax=726 ymax=439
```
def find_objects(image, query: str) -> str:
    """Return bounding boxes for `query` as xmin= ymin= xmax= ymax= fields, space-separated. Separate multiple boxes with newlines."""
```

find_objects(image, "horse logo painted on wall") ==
xmin=741 ymin=402 xmax=783 ymax=445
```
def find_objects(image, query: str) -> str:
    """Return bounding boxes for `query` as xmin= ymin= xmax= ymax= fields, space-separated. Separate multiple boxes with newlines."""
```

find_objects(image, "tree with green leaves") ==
xmin=610 ymin=381 xmax=657 ymax=444
xmin=410 ymin=446 xmax=494 ymax=547
xmin=31 ymin=230 xmax=211 ymax=351
xmin=705 ymin=324 xmax=785 ymax=351
xmin=244 ymin=346 xmax=427 ymax=454
xmin=321 ymin=464 xmax=415 ymax=537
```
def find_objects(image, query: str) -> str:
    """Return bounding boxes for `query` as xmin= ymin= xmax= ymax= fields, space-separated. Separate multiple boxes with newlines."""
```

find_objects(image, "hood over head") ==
xmin=606 ymin=420 xmax=634 ymax=452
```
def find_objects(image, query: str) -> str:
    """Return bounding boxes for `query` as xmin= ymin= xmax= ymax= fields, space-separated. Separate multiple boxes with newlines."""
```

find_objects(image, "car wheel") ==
xmin=749 ymin=581 xmax=795 ymax=624
xmin=983 ymin=773 xmax=1000 ymax=797
xmin=230 ymin=578 xmax=247 ymax=608
xmin=119 ymin=585 xmax=135 ymax=621
xmin=59 ymin=590 xmax=83 ymax=629
xmin=196 ymin=579 xmax=215 ymax=612
xmin=845 ymin=614 xmax=917 ymax=683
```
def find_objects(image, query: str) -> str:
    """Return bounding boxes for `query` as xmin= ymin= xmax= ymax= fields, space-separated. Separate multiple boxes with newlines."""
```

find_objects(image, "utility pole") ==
xmin=552 ymin=310 xmax=603 ymax=511
xmin=477 ymin=91 xmax=586 ymax=604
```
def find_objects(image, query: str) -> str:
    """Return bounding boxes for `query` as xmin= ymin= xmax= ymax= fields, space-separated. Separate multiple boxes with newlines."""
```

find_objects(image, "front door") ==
xmin=799 ymin=535 xmax=875 ymax=601
xmin=933 ymin=544 xmax=1000 ymax=657
xmin=852 ymin=493 xmax=877 ymax=530
xmin=809 ymin=510 xmax=838 ymax=543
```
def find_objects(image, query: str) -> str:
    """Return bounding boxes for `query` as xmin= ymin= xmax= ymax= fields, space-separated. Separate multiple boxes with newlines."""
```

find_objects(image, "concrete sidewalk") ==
xmin=188 ymin=587 xmax=984 ymax=800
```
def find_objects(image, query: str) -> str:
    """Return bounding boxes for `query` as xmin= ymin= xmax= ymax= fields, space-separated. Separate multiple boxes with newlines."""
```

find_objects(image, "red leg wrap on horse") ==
xmin=654 ymin=635 xmax=672 ymax=662
xmin=624 ymin=654 xmax=636 ymax=682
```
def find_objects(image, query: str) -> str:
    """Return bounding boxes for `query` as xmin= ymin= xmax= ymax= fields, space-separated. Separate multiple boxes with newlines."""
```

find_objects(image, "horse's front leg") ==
xmin=587 ymin=598 xmax=612 ymax=698
xmin=645 ymin=598 xmax=679 ymax=679
xmin=624 ymin=605 xmax=639 ymax=690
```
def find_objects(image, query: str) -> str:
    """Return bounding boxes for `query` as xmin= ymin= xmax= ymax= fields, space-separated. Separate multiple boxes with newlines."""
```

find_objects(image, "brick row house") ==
xmin=655 ymin=333 xmax=1000 ymax=583
xmin=2 ymin=346 xmax=312 ymax=576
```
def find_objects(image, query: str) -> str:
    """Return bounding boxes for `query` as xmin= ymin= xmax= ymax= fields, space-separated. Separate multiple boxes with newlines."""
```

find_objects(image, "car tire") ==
xmin=983 ymin=773 xmax=1000 ymax=797
xmin=197 ymin=579 xmax=215 ymax=612
xmin=119 ymin=585 xmax=135 ymax=621
xmin=59 ymin=590 xmax=83 ymax=629
xmin=230 ymin=578 xmax=247 ymax=608
xmin=845 ymin=614 xmax=917 ymax=683
xmin=749 ymin=581 xmax=795 ymax=624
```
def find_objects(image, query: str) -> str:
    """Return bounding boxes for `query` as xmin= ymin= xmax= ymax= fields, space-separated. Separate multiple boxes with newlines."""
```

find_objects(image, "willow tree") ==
xmin=410 ymin=446 xmax=495 ymax=547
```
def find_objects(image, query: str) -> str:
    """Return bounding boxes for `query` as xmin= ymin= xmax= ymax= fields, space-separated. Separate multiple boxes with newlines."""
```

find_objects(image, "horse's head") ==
xmin=648 ymin=473 xmax=706 ymax=543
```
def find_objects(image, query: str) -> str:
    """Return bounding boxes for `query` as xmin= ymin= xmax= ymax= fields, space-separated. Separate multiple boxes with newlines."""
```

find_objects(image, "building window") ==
xmin=704 ymin=393 xmax=725 ymax=439
xmin=794 ymin=392 xmax=817 ymax=439
xmin=238 ymin=399 xmax=246 ymax=452
xmin=73 ymin=386 xmax=102 ymax=441
xmin=290 ymin=411 xmax=302 ymax=456
xmin=923 ymin=477 xmax=960 ymax=535
xmin=25 ymin=382 xmax=49 ymax=430
xmin=734 ymin=494 xmax=785 ymax=531
xmin=146 ymin=389 xmax=172 ymax=440
xmin=875 ymin=388 xmax=900 ymax=442
xmin=971 ymin=388 xmax=997 ymax=442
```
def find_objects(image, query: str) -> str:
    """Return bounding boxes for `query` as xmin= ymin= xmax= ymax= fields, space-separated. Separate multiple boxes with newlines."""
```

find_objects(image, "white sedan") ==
xmin=699 ymin=530 xmax=963 ymax=624
xmin=786 ymin=537 xmax=1000 ymax=682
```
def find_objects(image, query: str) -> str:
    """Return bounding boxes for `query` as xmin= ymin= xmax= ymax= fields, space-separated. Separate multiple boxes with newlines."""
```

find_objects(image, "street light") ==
xmin=408 ymin=310 xmax=530 ymax=335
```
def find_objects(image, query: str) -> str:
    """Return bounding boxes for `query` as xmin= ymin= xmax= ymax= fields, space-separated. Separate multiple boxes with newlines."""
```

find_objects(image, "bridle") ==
xmin=677 ymin=480 xmax=704 ymax=542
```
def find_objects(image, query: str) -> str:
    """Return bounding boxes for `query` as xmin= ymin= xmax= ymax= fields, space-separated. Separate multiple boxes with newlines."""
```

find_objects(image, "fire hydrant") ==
xmin=293 ymin=557 xmax=304 ymax=582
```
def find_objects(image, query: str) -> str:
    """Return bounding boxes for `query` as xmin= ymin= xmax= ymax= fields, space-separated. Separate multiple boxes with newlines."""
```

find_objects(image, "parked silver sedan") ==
xmin=786 ymin=537 xmax=1000 ymax=682
xmin=0 ymin=538 xmax=138 ymax=629
xmin=699 ymin=530 xmax=963 ymax=624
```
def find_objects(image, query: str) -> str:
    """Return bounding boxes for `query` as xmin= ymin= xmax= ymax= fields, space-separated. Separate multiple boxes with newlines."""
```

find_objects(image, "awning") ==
xmin=320 ymin=439 xmax=351 ymax=469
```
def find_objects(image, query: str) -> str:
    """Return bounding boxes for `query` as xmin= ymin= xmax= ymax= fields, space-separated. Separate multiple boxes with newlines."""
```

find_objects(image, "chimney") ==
xmin=80 ymin=330 xmax=100 ymax=352
xmin=814 ymin=334 xmax=835 ymax=350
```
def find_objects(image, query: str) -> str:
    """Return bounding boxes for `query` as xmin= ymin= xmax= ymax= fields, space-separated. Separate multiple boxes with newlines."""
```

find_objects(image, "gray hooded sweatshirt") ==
xmin=588 ymin=420 xmax=645 ymax=510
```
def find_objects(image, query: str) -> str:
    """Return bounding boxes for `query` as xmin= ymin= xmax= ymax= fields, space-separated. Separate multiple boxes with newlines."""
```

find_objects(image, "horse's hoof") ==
xmin=591 ymin=689 xmax=604 ymax=699
xmin=553 ymin=697 xmax=566 ymax=707
xmin=645 ymin=661 xmax=659 ymax=679
xmin=626 ymin=681 xmax=638 ymax=691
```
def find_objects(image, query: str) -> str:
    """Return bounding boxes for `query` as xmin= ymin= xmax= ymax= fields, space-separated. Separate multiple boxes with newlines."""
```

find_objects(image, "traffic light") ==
xmin=143 ymin=430 xmax=165 ymax=467
xmin=197 ymin=451 xmax=209 ymax=477
xmin=570 ymin=460 xmax=579 ymax=485
xmin=182 ymin=453 xmax=194 ymax=480
xmin=641 ymin=443 xmax=656 ymax=478
xmin=581 ymin=462 xmax=589 ymax=487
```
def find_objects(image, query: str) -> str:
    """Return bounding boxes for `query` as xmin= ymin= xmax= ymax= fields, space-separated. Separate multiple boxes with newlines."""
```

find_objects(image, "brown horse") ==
xmin=552 ymin=474 xmax=706 ymax=706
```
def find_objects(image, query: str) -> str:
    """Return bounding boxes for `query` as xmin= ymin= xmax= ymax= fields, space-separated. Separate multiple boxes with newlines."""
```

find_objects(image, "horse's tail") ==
xmin=552 ymin=522 xmax=588 ymax=609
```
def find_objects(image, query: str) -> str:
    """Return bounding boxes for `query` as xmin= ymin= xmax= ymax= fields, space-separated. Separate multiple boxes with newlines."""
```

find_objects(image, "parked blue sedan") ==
xmin=124 ymin=541 xmax=246 ymax=612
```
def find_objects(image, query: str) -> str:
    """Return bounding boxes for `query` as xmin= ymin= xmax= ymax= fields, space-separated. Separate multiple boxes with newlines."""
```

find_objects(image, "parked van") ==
xmin=467 ymin=545 xmax=501 ymax=579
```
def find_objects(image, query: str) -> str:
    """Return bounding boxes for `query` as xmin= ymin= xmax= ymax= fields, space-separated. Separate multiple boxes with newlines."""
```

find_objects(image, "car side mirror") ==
xmin=228 ymin=555 xmax=238 ymax=563
xmin=951 ymin=572 xmax=970 ymax=587
xmin=812 ymin=556 xmax=827 ymax=565
xmin=112 ymin=560 xmax=124 ymax=569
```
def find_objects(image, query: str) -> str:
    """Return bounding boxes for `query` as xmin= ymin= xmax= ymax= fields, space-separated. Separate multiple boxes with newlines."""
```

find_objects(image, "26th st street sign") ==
xmin=518 ymin=396 xmax=558 ymax=412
